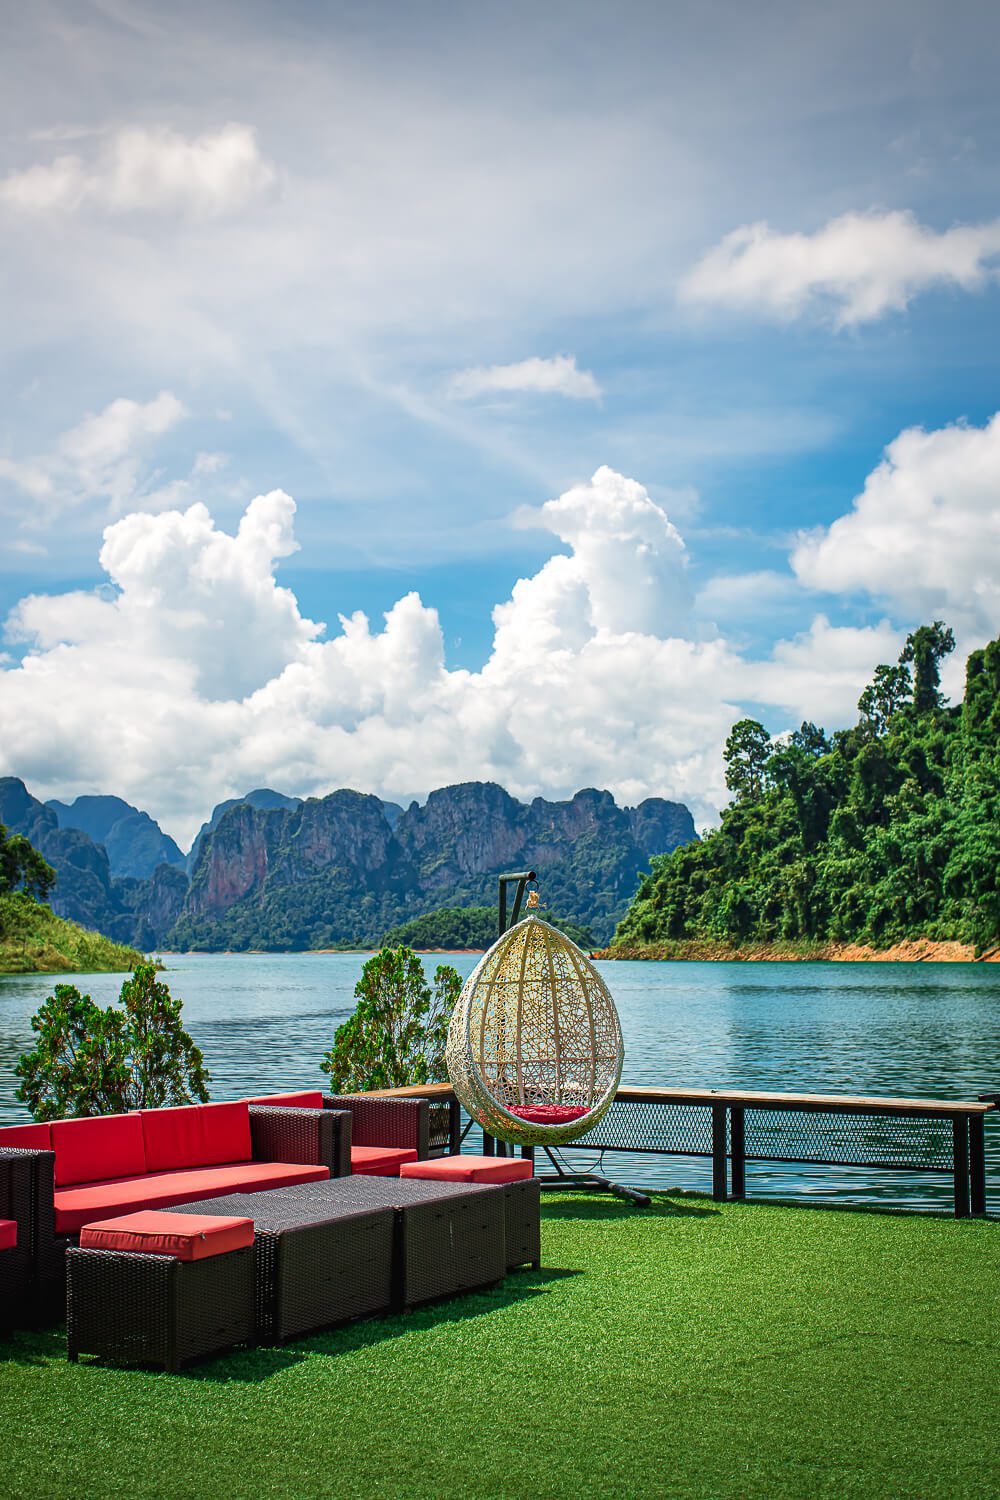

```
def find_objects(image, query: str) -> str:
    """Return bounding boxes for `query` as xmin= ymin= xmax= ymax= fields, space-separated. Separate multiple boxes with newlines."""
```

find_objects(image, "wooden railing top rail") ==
xmin=357 ymin=1081 xmax=996 ymax=1117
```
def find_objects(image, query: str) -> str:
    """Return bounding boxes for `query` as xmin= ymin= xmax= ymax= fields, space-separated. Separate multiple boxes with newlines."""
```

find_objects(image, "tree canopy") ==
xmin=616 ymin=625 xmax=1000 ymax=955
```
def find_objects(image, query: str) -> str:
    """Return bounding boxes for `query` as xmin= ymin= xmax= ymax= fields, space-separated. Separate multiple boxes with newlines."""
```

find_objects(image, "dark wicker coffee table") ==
xmin=267 ymin=1175 xmax=508 ymax=1308
xmin=172 ymin=1185 xmax=395 ymax=1342
xmin=174 ymin=1175 xmax=507 ymax=1340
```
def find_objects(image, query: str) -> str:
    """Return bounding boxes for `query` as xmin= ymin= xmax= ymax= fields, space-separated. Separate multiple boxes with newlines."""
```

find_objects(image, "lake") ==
xmin=2 ymin=954 xmax=998 ymax=1211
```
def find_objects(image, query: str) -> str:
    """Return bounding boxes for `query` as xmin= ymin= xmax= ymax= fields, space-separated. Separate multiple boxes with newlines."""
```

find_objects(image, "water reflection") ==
xmin=2 ymin=955 xmax=998 ymax=1211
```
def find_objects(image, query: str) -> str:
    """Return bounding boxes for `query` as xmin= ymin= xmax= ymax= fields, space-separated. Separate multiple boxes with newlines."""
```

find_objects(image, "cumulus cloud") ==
xmin=0 ymin=465 xmax=907 ymax=846
xmin=681 ymin=210 xmax=1000 ymax=325
xmin=0 ymin=124 xmax=275 ymax=216
xmin=0 ymin=392 xmax=186 ymax=516
xmin=792 ymin=411 xmax=1000 ymax=636
xmin=449 ymin=355 xmax=601 ymax=401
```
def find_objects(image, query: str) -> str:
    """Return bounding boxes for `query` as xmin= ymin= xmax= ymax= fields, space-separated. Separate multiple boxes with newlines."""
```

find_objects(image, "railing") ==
xmin=363 ymin=1081 xmax=995 ymax=1217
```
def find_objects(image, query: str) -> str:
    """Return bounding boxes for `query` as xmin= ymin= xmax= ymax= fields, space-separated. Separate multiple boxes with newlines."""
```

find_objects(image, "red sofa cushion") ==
xmin=350 ymin=1145 xmax=418 ymax=1177
xmin=50 ymin=1113 xmax=146 ymax=1188
xmin=248 ymin=1091 xmax=325 ymax=1109
xmin=0 ymin=1218 xmax=16 ymax=1251
xmin=141 ymin=1101 xmax=252 ymax=1172
xmin=54 ymin=1160 xmax=329 ymax=1235
xmin=0 ymin=1122 xmax=52 ymax=1150
xmin=507 ymin=1104 xmax=590 ymax=1126
xmin=80 ymin=1210 xmax=254 ymax=1261
xmin=400 ymin=1155 xmax=533 ymax=1185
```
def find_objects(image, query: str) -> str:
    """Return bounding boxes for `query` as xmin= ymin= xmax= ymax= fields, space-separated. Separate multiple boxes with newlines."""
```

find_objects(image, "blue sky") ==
xmin=1 ymin=1 xmax=999 ymax=845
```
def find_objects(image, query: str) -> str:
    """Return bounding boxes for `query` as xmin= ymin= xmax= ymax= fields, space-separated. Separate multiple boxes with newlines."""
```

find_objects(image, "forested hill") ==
xmin=615 ymin=625 xmax=1000 ymax=955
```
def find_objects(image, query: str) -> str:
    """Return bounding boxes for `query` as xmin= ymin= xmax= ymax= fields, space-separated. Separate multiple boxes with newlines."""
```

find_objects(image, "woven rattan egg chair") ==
xmin=446 ymin=874 xmax=648 ymax=1203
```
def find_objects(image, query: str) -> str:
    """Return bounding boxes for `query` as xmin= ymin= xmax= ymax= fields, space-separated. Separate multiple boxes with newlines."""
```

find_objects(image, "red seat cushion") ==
xmin=350 ymin=1145 xmax=418 ymax=1177
xmin=400 ymin=1155 xmax=534 ymax=1185
xmin=141 ymin=1101 xmax=252 ymax=1172
xmin=247 ymin=1091 xmax=325 ymax=1109
xmin=80 ymin=1210 xmax=253 ymax=1261
xmin=507 ymin=1105 xmax=590 ymax=1126
xmin=50 ymin=1113 xmax=146 ymax=1187
xmin=54 ymin=1160 xmax=329 ymax=1235
xmin=0 ymin=1218 xmax=16 ymax=1252
xmin=0 ymin=1122 xmax=52 ymax=1151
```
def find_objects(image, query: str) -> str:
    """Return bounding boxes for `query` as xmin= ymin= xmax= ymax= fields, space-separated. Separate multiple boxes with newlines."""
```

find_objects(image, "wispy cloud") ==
xmin=449 ymin=355 xmax=602 ymax=402
xmin=681 ymin=210 xmax=1000 ymax=326
xmin=0 ymin=123 xmax=275 ymax=216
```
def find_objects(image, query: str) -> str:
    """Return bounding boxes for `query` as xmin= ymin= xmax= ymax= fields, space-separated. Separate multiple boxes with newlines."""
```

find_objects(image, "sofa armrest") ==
xmin=248 ymin=1105 xmax=351 ymax=1177
xmin=323 ymin=1096 xmax=430 ymax=1159
xmin=0 ymin=1146 xmax=60 ymax=1293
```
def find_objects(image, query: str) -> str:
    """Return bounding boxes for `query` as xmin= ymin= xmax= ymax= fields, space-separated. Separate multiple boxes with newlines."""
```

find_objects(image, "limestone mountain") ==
xmin=0 ymin=776 xmax=695 ymax=951
xmin=171 ymin=782 xmax=696 ymax=949
xmin=47 ymin=794 xmax=185 ymax=880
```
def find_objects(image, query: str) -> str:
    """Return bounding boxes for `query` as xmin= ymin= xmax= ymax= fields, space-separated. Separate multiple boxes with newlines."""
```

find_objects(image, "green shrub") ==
xmin=321 ymin=946 xmax=461 ymax=1092
xmin=15 ymin=962 xmax=210 ymax=1120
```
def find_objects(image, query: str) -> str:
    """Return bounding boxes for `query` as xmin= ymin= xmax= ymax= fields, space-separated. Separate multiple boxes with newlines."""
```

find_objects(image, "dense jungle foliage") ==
xmin=616 ymin=625 xmax=1000 ymax=954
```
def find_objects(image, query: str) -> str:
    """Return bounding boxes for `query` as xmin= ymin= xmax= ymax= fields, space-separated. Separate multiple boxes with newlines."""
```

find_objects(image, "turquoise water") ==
xmin=2 ymin=953 xmax=998 ymax=1210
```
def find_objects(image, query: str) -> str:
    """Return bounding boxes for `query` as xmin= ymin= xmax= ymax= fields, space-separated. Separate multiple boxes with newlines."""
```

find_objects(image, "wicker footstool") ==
xmin=399 ymin=1155 xmax=541 ymax=1270
xmin=173 ymin=1187 xmax=396 ymax=1342
xmin=66 ymin=1211 xmax=255 ymax=1372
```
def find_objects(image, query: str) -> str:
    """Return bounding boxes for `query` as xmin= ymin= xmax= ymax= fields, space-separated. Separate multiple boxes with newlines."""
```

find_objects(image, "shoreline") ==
xmin=594 ymin=938 xmax=1000 ymax=963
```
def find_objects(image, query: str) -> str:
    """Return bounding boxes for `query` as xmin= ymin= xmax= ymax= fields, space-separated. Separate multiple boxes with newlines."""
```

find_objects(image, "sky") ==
xmin=1 ymin=0 xmax=999 ymax=849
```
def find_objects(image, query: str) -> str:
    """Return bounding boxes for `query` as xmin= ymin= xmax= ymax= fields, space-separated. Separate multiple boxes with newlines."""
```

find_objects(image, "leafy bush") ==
xmin=16 ymin=962 xmax=210 ymax=1120
xmin=321 ymin=946 xmax=461 ymax=1092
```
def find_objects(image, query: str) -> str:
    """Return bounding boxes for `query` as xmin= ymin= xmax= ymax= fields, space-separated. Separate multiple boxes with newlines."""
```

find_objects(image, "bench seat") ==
xmin=54 ymin=1160 xmax=328 ymax=1234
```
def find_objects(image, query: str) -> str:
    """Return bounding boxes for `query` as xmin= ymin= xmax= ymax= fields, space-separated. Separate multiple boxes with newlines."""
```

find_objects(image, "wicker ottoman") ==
xmin=399 ymin=1156 xmax=541 ymax=1271
xmin=66 ymin=1211 xmax=255 ymax=1372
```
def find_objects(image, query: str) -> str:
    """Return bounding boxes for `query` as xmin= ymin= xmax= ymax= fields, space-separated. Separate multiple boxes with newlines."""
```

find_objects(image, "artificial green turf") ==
xmin=2 ymin=1193 xmax=999 ymax=1499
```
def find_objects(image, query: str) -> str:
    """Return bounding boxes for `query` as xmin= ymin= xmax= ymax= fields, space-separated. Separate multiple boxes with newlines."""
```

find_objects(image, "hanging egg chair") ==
xmin=446 ymin=906 xmax=625 ymax=1148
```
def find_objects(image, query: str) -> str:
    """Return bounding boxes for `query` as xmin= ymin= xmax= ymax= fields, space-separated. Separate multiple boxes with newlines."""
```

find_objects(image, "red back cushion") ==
xmin=141 ymin=1101 xmax=251 ymax=1172
xmin=248 ymin=1091 xmax=324 ymax=1109
xmin=0 ymin=1122 xmax=52 ymax=1150
xmin=50 ymin=1114 xmax=146 ymax=1187
xmin=0 ymin=1218 xmax=17 ymax=1251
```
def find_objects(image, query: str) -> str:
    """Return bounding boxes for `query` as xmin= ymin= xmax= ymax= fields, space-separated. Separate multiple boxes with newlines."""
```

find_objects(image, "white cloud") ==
xmin=0 ymin=124 xmax=275 ymax=216
xmin=449 ymin=355 xmax=601 ymax=401
xmin=0 ymin=392 xmax=186 ymax=516
xmin=792 ymin=411 xmax=1000 ymax=636
xmin=0 ymin=466 xmax=908 ymax=846
xmin=681 ymin=210 xmax=1000 ymax=326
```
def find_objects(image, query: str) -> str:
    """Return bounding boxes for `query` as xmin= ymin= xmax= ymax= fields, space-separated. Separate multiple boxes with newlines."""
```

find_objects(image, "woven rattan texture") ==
xmin=0 ymin=1152 xmax=33 ymax=1325
xmin=66 ymin=1245 xmax=254 ymax=1371
xmin=447 ymin=916 xmax=624 ymax=1145
xmin=174 ymin=1186 xmax=395 ymax=1340
xmin=324 ymin=1095 xmax=429 ymax=1157
xmin=742 ymin=1108 xmax=955 ymax=1171
xmin=248 ymin=1105 xmax=346 ymax=1175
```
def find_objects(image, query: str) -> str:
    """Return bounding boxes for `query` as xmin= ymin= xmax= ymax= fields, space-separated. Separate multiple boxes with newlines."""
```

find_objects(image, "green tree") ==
xmin=321 ymin=946 xmax=461 ymax=1092
xmin=16 ymin=962 xmax=210 ymax=1120
xmin=0 ymin=824 xmax=55 ymax=902
xmin=724 ymin=719 xmax=771 ymax=801
xmin=900 ymin=621 xmax=955 ymax=714
xmin=857 ymin=663 xmax=912 ymax=736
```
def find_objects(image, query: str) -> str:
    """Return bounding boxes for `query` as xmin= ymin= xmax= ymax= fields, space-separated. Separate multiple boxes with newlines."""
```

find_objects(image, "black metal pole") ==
xmin=952 ymin=1115 xmax=970 ymax=1218
xmin=969 ymin=1115 xmax=986 ymax=1216
xmin=497 ymin=871 xmax=537 ymax=937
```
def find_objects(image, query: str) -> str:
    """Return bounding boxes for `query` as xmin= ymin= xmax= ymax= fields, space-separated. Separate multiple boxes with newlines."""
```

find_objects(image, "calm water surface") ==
xmin=2 ymin=954 xmax=998 ymax=1210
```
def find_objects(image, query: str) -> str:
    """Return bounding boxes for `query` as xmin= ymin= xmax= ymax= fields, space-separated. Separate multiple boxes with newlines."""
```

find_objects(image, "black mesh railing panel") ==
xmin=742 ymin=1108 xmax=954 ymax=1172
xmin=577 ymin=1100 xmax=715 ymax=1157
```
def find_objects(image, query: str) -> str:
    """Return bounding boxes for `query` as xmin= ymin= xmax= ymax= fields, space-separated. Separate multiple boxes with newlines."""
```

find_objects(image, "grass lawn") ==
xmin=2 ymin=1192 xmax=999 ymax=1499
